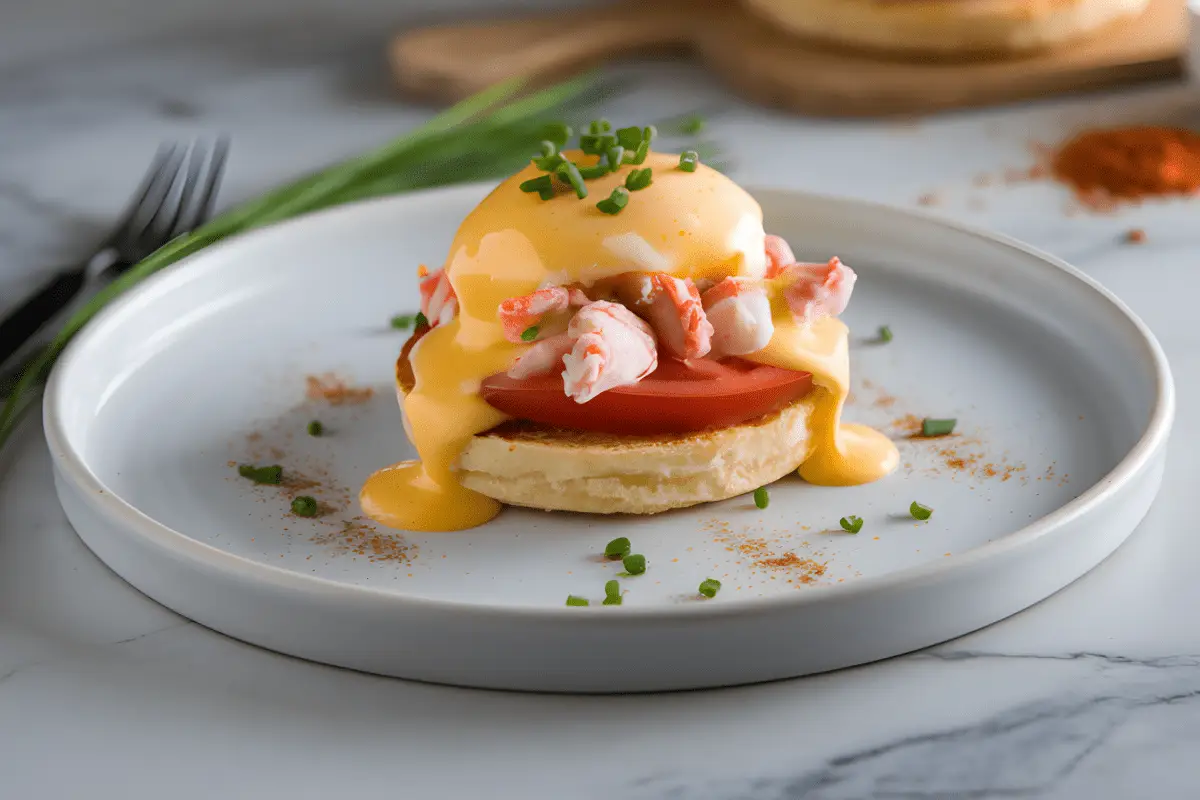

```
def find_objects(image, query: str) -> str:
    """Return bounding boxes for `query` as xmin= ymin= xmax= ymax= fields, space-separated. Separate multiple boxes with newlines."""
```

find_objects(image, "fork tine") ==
xmin=115 ymin=147 xmax=188 ymax=255
xmin=176 ymin=136 xmax=229 ymax=236
xmin=132 ymin=143 xmax=201 ymax=252
xmin=195 ymin=135 xmax=229 ymax=226
xmin=160 ymin=141 xmax=208 ymax=241
xmin=105 ymin=143 xmax=181 ymax=244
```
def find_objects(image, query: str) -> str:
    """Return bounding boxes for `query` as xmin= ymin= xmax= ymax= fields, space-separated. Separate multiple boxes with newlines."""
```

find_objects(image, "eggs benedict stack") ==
xmin=361 ymin=122 xmax=898 ymax=532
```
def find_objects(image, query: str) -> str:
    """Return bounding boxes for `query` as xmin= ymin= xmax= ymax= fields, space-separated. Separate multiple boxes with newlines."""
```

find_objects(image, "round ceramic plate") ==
xmin=45 ymin=186 xmax=1173 ymax=693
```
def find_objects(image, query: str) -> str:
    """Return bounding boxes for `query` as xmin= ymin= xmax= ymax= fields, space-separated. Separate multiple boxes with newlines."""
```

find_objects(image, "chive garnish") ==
xmin=605 ymin=145 xmax=625 ymax=171
xmin=556 ymin=161 xmax=588 ymax=199
xmin=839 ymin=515 xmax=864 ymax=534
xmin=414 ymin=311 xmax=429 ymax=328
xmin=238 ymin=464 xmax=282 ymax=485
xmin=588 ymin=118 xmax=611 ymax=134
xmin=520 ymin=174 xmax=554 ymax=195
xmin=543 ymin=122 xmax=572 ymax=147
xmin=539 ymin=140 xmax=558 ymax=158
xmin=753 ymin=486 xmax=769 ymax=509
xmin=615 ymin=126 xmax=643 ymax=151
xmin=291 ymin=496 xmax=319 ymax=517
xmin=604 ymin=536 xmax=631 ymax=559
xmin=629 ymin=139 xmax=650 ymax=165
xmin=910 ymin=502 xmax=933 ymax=521
xmin=307 ymin=420 xmax=323 ymax=437
xmin=520 ymin=325 xmax=539 ymax=342
xmin=578 ymin=164 xmax=609 ymax=180
xmin=921 ymin=418 xmax=956 ymax=437
xmin=681 ymin=115 xmax=705 ymax=135
xmin=603 ymin=579 xmax=622 ymax=606
xmin=678 ymin=150 xmax=699 ymax=172
xmin=878 ymin=325 xmax=893 ymax=343
xmin=566 ymin=595 xmax=590 ymax=607
xmin=580 ymin=133 xmax=616 ymax=155
xmin=622 ymin=553 xmax=647 ymax=575
xmin=389 ymin=314 xmax=415 ymax=330
xmin=698 ymin=578 xmax=721 ymax=598
xmin=532 ymin=152 xmax=566 ymax=171
xmin=596 ymin=187 xmax=629 ymax=215
xmin=625 ymin=168 xmax=652 ymax=191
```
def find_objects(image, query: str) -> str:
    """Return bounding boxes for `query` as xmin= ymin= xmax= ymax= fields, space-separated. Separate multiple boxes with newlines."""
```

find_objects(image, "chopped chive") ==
xmin=680 ymin=115 xmax=705 ymax=135
xmin=625 ymin=168 xmax=652 ymax=191
xmin=307 ymin=420 xmax=323 ymax=437
xmin=555 ymin=161 xmax=588 ymax=199
xmin=389 ymin=313 xmax=415 ymax=330
xmin=629 ymin=139 xmax=650 ymax=165
xmin=542 ymin=122 xmax=572 ymax=147
xmin=678 ymin=151 xmax=699 ymax=172
xmin=539 ymin=140 xmax=558 ymax=158
xmin=603 ymin=579 xmax=622 ymax=605
xmin=577 ymin=164 xmax=609 ymax=180
xmin=910 ymin=502 xmax=933 ymax=521
xmin=414 ymin=311 xmax=429 ymax=328
xmin=580 ymin=133 xmax=615 ymax=155
xmin=878 ymin=325 xmax=893 ymax=343
xmin=698 ymin=578 xmax=721 ymax=598
xmin=605 ymin=145 xmax=625 ymax=171
xmin=520 ymin=174 xmax=554 ymax=195
xmin=532 ymin=152 xmax=566 ymax=171
xmin=615 ymin=126 xmax=643 ymax=150
xmin=565 ymin=595 xmax=590 ymax=607
xmin=588 ymin=118 xmax=611 ymax=134
xmin=238 ymin=464 xmax=282 ymax=485
xmin=520 ymin=325 xmax=539 ymax=342
xmin=604 ymin=536 xmax=631 ymax=559
xmin=291 ymin=496 xmax=319 ymax=517
xmin=839 ymin=515 xmax=864 ymax=534
xmin=643 ymin=125 xmax=657 ymax=143
xmin=622 ymin=553 xmax=647 ymax=575
xmin=596 ymin=187 xmax=629 ymax=215
xmin=753 ymin=486 xmax=769 ymax=509
xmin=536 ymin=187 xmax=555 ymax=201
xmin=921 ymin=418 xmax=956 ymax=437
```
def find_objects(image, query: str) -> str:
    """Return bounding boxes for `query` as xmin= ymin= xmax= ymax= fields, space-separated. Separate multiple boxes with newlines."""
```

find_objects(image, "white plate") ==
xmin=45 ymin=186 xmax=1173 ymax=693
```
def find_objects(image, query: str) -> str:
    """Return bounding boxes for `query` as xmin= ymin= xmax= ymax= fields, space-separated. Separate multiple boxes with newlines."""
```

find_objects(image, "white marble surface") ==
xmin=4 ymin=2 xmax=1200 ymax=797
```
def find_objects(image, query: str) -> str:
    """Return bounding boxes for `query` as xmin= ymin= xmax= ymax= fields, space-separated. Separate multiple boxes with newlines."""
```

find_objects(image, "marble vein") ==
xmin=625 ymin=654 xmax=1200 ymax=800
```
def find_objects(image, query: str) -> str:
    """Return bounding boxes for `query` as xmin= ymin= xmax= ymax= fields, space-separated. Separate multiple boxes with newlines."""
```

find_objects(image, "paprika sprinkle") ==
xmin=1052 ymin=126 xmax=1200 ymax=209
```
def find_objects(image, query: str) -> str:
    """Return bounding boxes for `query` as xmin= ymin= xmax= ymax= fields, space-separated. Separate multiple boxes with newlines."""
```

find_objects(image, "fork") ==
xmin=0 ymin=138 xmax=229 ymax=368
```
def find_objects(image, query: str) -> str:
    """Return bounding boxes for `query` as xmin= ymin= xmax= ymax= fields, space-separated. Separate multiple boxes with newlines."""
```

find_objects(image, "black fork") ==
xmin=0 ymin=138 xmax=229 ymax=367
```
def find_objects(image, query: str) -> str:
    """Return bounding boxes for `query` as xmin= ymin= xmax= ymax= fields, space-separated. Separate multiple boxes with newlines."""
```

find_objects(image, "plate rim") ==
xmin=42 ymin=182 xmax=1176 ymax=621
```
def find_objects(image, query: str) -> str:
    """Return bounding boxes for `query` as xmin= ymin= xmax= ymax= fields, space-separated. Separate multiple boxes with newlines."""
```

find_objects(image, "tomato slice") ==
xmin=480 ymin=358 xmax=813 ymax=435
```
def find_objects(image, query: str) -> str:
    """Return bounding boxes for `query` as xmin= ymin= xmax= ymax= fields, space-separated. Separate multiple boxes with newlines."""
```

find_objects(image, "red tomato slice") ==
xmin=480 ymin=358 xmax=813 ymax=435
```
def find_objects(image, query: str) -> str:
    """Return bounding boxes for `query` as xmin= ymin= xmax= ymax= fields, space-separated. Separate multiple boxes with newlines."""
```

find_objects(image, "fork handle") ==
xmin=0 ymin=268 xmax=88 ymax=367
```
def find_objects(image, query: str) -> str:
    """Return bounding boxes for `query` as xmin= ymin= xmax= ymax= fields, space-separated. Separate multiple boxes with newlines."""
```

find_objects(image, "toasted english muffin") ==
xmin=741 ymin=0 xmax=1151 ymax=57
xmin=456 ymin=395 xmax=818 ymax=515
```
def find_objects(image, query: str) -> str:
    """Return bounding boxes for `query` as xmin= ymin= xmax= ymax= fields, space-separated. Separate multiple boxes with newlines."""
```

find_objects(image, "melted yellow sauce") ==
xmin=746 ymin=314 xmax=899 ymax=486
xmin=360 ymin=153 xmax=897 ymax=531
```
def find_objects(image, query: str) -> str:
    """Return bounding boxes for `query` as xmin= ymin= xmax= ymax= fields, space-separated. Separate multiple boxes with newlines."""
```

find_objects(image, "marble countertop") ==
xmin=4 ymin=3 xmax=1200 ymax=797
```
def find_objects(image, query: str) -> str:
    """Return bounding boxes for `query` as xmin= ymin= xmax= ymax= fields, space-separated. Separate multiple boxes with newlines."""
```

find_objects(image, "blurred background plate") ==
xmin=391 ymin=0 xmax=1187 ymax=116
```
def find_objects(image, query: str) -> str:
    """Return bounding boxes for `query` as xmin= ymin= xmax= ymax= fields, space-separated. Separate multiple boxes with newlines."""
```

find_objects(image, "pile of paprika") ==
xmin=1051 ymin=126 xmax=1200 ymax=209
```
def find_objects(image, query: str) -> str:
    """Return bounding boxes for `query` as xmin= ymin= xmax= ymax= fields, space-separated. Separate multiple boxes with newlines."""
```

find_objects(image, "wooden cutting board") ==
xmin=390 ymin=0 xmax=1187 ymax=117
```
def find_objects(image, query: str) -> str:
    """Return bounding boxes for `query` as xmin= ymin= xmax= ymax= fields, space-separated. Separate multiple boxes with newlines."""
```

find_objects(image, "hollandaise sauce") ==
xmin=360 ymin=149 xmax=897 ymax=532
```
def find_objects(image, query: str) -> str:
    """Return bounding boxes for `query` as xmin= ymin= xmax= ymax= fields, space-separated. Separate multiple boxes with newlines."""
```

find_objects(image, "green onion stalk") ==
xmin=0 ymin=73 xmax=614 ymax=453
